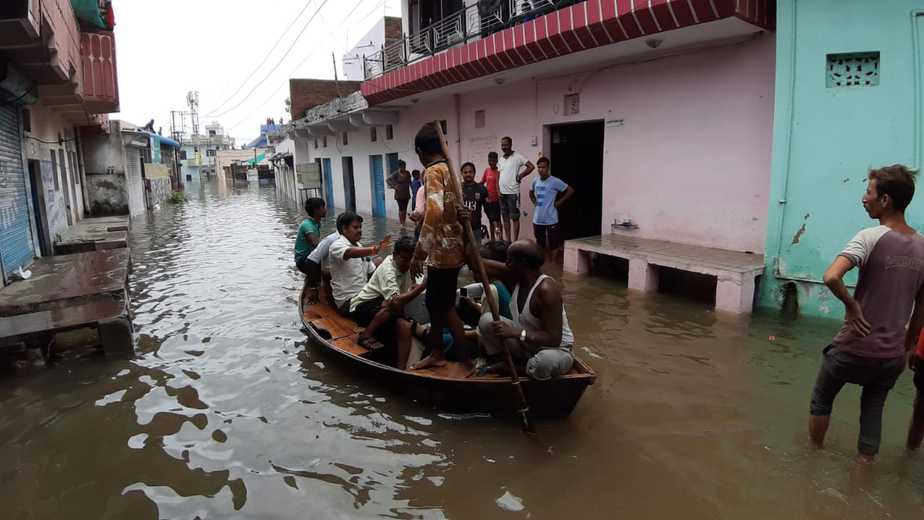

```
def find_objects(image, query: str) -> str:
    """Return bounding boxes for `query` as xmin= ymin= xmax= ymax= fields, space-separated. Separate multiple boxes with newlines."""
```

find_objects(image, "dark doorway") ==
xmin=549 ymin=121 xmax=604 ymax=241
xmin=27 ymin=160 xmax=51 ymax=256
xmin=342 ymin=156 xmax=356 ymax=211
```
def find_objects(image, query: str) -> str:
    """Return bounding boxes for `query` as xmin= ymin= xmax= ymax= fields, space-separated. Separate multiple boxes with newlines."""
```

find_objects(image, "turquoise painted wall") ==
xmin=762 ymin=0 xmax=924 ymax=319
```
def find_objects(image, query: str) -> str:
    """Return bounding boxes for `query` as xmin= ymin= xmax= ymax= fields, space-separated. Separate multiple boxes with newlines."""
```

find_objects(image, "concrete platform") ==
xmin=0 ymin=249 xmax=134 ymax=356
xmin=54 ymin=216 xmax=130 ymax=255
xmin=564 ymin=232 xmax=765 ymax=314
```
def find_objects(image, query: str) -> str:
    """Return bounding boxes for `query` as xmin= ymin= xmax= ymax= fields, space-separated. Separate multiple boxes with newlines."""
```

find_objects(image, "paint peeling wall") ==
xmin=24 ymin=104 xmax=84 ymax=240
xmin=761 ymin=0 xmax=924 ymax=319
xmin=81 ymin=120 xmax=130 ymax=216
xmin=145 ymin=177 xmax=170 ymax=210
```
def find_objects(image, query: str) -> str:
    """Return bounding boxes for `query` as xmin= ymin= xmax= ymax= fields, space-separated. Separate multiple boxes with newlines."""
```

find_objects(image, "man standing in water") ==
xmin=498 ymin=136 xmax=534 ymax=242
xmin=409 ymin=122 xmax=471 ymax=370
xmin=387 ymin=160 xmax=412 ymax=227
xmin=809 ymin=165 xmax=924 ymax=463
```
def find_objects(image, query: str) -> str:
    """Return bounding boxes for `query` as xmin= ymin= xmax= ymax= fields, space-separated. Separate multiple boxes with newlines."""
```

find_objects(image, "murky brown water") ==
xmin=2 ymin=180 xmax=924 ymax=519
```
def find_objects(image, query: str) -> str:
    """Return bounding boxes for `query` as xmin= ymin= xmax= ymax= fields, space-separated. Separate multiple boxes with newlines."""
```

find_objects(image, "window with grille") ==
xmin=371 ymin=127 xmax=377 ymax=142
xmin=475 ymin=110 xmax=485 ymax=129
xmin=386 ymin=124 xmax=394 ymax=140
xmin=342 ymin=132 xmax=349 ymax=146
xmin=323 ymin=136 xmax=328 ymax=147
xmin=827 ymin=52 xmax=880 ymax=87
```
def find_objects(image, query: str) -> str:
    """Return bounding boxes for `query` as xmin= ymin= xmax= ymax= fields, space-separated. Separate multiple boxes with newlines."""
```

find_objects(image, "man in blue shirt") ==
xmin=529 ymin=157 xmax=574 ymax=263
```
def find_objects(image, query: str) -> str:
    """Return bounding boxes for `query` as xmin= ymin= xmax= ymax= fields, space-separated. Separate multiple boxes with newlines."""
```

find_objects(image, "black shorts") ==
xmin=350 ymin=297 xmax=384 ymax=326
xmin=534 ymin=223 xmax=562 ymax=250
xmin=425 ymin=266 xmax=461 ymax=313
xmin=295 ymin=254 xmax=314 ymax=275
xmin=500 ymin=194 xmax=520 ymax=220
xmin=484 ymin=201 xmax=501 ymax=222
xmin=396 ymin=198 xmax=410 ymax=213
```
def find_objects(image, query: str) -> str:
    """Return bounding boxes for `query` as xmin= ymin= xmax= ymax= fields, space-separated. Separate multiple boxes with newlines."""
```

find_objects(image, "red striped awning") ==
xmin=361 ymin=0 xmax=773 ymax=105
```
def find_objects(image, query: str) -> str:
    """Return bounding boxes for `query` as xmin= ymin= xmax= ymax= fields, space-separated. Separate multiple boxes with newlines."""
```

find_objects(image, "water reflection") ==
xmin=0 ymin=180 xmax=923 ymax=518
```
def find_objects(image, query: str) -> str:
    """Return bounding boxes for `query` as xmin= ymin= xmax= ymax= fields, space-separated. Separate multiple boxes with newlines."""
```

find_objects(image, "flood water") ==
xmin=2 ymin=180 xmax=924 ymax=519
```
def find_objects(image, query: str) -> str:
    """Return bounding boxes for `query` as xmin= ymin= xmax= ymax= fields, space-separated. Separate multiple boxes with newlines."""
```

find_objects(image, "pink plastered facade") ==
xmin=299 ymin=32 xmax=774 ymax=254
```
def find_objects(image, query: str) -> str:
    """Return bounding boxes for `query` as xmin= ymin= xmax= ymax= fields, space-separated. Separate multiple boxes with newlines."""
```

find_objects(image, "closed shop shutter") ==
xmin=0 ymin=104 xmax=34 ymax=279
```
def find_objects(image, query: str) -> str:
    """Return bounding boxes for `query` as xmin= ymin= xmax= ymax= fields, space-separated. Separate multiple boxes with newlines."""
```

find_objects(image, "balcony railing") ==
xmin=363 ymin=0 xmax=580 ymax=80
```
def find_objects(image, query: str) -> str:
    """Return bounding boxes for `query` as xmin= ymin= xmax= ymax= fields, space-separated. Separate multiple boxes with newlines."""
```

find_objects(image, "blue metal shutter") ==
xmin=0 ymin=104 xmax=34 ymax=279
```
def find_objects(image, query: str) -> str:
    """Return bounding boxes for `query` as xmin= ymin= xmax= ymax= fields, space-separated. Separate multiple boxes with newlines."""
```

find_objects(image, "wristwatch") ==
xmin=520 ymin=329 xmax=527 ymax=342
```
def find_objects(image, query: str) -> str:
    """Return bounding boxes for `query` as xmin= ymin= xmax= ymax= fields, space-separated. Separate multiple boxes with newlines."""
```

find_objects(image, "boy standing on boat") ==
xmin=409 ymin=122 xmax=471 ymax=370
xmin=809 ymin=165 xmax=924 ymax=463
xmin=328 ymin=211 xmax=391 ymax=316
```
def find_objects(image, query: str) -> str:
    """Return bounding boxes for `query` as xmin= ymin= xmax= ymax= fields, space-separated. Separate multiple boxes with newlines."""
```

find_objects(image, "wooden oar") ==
xmin=432 ymin=122 xmax=534 ymax=434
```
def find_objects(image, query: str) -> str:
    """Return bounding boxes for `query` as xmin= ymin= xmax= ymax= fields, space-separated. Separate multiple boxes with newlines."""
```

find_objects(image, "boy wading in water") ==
xmin=409 ymin=122 xmax=471 ymax=370
xmin=809 ymin=165 xmax=924 ymax=463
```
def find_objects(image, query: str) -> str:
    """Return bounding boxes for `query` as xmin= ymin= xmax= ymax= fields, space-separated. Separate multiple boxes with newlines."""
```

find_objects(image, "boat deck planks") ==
xmin=299 ymin=288 xmax=596 ymax=416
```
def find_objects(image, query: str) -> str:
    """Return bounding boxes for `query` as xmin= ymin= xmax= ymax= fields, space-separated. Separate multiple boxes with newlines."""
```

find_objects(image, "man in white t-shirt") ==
xmin=328 ymin=211 xmax=391 ymax=314
xmin=497 ymin=136 xmax=534 ymax=242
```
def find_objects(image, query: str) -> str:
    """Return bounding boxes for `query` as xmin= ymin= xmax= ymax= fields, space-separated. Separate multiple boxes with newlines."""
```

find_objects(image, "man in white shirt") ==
xmin=328 ymin=212 xmax=391 ymax=315
xmin=497 ymin=136 xmax=534 ymax=242
xmin=350 ymin=236 xmax=426 ymax=367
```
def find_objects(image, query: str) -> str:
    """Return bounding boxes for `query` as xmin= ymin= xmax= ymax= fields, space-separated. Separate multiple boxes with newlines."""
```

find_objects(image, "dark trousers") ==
xmin=809 ymin=345 xmax=905 ymax=455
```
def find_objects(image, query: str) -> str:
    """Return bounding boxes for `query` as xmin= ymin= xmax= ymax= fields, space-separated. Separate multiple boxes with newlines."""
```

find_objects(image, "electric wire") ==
xmin=208 ymin=0 xmax=331 ymax=119
xmin=206 ymin=0 xmax=318 ymax=116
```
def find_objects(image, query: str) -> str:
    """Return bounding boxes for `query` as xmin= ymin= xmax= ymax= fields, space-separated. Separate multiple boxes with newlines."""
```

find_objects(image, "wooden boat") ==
xmin=299 ymin=286 xmax=596 ymax=418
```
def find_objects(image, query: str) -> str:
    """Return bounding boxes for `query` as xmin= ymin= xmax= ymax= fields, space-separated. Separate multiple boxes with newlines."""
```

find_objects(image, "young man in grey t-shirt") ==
xmin=809 ymin=164 xmax=924 ymax=463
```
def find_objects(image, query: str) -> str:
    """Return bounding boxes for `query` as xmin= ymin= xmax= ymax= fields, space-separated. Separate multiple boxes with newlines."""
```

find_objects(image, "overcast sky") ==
xmin=113 ymin=0 xmax=400 ymax=144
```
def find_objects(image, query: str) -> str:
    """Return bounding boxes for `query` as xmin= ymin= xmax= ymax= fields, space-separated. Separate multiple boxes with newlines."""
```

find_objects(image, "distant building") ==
xmin=179 ymin=121 xmax=234 ymax=184
xmin=342 ymin=16 xmax=402 ymax=81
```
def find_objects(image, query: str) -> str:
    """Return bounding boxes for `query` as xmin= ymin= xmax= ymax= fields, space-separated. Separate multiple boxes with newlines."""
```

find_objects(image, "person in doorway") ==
xmin=908 ymin=329 xmax=924 ymax=450
xmin=328 ymin=211 xmax=392 ymax=315
xmin=294 ymin=197 xmax=326 ymax=277
xmin=387 ymin=160 xmax=412 ymax=227
xmin=410 ymin=169 xmax=422 ymax=212
xmin=481 ymin=152 xmax=502 ymax=242
xmin=529 ymin=157 xmax=574 ymax=263
xmin=809 ymin=165 xmax=924 ymax=463
xmin=350 ymin=236 xmax=427 ymax=367
xmin=409 ymin=122 xmax=472 ymax=370
xmin=475 ymin=241 xmax=575 ymax=380
xmin=498 ymin=136 xmax=534 ymax=242
xmin=461 ymin=162 xmax=488 ymax=246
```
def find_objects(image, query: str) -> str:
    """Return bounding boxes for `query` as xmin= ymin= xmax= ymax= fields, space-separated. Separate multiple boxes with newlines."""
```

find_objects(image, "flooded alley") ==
xmin=0 ymin=181 xmax=922 ymax=519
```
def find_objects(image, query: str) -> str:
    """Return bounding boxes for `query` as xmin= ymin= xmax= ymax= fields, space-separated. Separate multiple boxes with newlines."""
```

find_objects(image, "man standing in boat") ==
xmin=409 ymin=122 xmax=471 ymax=370
xmin=475 ymin=241 xmax=575 ymax=380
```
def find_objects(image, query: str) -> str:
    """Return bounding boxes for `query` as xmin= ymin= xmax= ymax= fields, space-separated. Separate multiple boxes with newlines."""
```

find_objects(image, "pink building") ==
xmin=286 ymin=1 xmax=775 ymax=313
xmin=0 ymin=0 xmax=119 ymax=281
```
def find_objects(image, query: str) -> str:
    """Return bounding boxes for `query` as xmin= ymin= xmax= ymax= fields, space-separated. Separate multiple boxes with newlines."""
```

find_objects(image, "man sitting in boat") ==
xmin=328 ymin=211 xmax=392 ymax=315
xmin=456 ymin=240 xmax=513 ymax=326
xmin=475 ymin=240 xmax=575 ymax=380
xmin=349 ymin=236 xmax=426 ymax=364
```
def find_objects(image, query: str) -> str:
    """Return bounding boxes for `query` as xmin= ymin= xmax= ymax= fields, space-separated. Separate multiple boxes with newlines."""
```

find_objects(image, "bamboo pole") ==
xmin=432 ymin=122 xmax=533 ymax=433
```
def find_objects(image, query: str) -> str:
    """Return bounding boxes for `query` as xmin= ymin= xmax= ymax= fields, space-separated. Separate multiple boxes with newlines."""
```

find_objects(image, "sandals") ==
xmin=357 ymin=334 xmax=385 ymax=350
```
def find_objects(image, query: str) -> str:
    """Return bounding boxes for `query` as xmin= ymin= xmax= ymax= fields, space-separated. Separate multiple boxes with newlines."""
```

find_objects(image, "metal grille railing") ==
xmin=363 ymin=0 xmax=581 ymax=80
